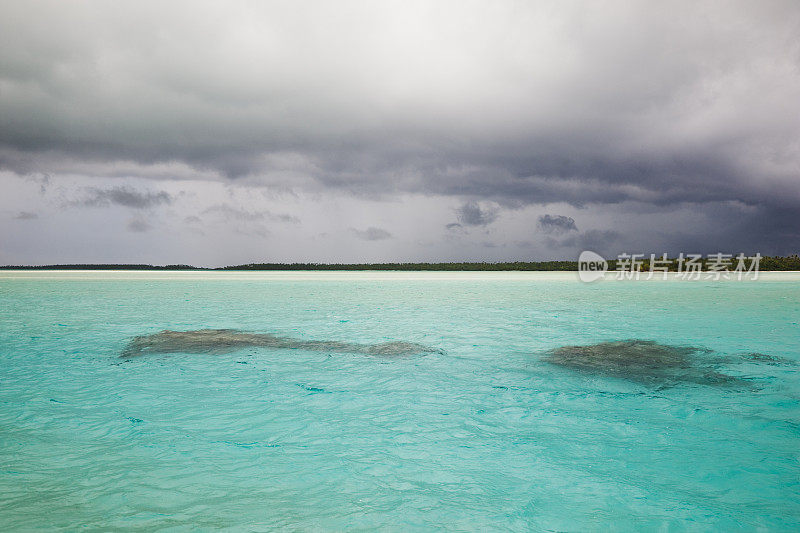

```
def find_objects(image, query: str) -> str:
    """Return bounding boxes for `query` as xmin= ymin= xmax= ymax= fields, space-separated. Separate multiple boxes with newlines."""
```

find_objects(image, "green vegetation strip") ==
xmin=2 ymin=255 xmax=799 ymax=271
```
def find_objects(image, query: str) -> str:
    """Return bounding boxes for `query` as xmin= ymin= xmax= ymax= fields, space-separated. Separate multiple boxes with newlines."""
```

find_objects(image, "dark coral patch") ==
xmin=121 ymin=329 xmax=443 ymax=359
xmin=543 ymin=340 xmax=745 ymax=387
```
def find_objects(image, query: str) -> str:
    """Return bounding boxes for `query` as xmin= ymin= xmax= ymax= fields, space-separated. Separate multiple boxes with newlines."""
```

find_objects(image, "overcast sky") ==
xmin=1 ymin=0 xmax=798 ymax=266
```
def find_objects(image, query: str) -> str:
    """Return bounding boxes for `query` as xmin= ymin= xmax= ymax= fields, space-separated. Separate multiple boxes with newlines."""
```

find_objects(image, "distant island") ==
xmin=2 ymin=255 xmax=799 ymax=271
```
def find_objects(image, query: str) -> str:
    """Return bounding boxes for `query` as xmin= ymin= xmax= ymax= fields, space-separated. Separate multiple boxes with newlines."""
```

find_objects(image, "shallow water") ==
xmin=1 ymin=271 xmax=799 ymax=530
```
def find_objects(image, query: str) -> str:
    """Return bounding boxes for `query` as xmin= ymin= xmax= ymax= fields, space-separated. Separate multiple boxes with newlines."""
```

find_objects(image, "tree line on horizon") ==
xmin=2 ymin=255 xmax=799 ymax=271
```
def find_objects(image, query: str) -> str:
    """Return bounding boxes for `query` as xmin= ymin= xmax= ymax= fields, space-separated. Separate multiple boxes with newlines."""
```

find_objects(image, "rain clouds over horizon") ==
xmin=1 ymin=1 xmax=799 ymax=266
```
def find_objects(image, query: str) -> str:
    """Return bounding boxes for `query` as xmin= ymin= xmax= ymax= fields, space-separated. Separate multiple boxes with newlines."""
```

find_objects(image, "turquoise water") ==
xmin=1 ymin=271 xmax=799 ymax=531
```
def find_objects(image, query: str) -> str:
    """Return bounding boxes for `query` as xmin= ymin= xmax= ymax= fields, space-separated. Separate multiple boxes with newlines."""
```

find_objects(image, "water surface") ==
xmin=1 ymin=271 xmax=799 ymax=530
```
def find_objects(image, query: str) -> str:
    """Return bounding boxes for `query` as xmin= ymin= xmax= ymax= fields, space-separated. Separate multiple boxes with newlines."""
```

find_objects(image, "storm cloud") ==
xmin=351 ymin=227 xmax=393 ymax=241
xmin=73 ymin=186 xmax=172 ymax=209
xmin=538 ymin=215 xmax=578 ymax=235
xmin=202 ymin=204 xmax=300 ymax=224
xmin=1 ymin=1 xmax=798 ymax=263
xmin=456 ymin=202 xmax=499 ymax=227
xmin=547 ymin=230 xmax=621 ymax=256
xmin=127 ymin=217 xmax=151 ymax=233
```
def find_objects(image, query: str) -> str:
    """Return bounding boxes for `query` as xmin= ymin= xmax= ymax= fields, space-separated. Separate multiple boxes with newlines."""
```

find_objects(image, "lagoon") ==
xmin=1 ymin=271 xmax=799 ymax=530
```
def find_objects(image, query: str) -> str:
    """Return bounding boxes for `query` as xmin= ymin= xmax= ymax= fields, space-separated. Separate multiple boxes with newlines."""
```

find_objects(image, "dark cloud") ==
xmin=538 ymin=214 xmax=578 ymax=235
xmin=74 ymin=186 xmax=172 ymax=209
xmin=203 ymin=204 xmax=264 ymax=222
xmin=0 ymin=1 xmax=799 ymax=257
xmin=14 ymin=211 xmax=38 ymax=220
xmin=456 ymin=202 xmax=498 ymax=227
xmin=274 ymin=213 xmax=301 ymax=224
xmin=667 ymin=203 xmax=800 ymax=257
xmin=547 ymin=230 xmax=621 ymax=254
xmin=351 ymin=227 xmax=393 ymax=241
xmin=126 ymin=217 xmax=151 ymax=233
xmin=202 ymin=203 xmax=300 ymax=223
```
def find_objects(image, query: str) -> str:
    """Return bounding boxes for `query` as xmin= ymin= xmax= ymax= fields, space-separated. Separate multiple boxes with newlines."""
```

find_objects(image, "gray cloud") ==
xmin=351 ymin=227 xmax=393 ymax=241
xmin=14 ymin=211 xmax=38 ymax=220
xmin=547 ymin=230 xmax=621 ymax=254
xmin=456 ymin=202 xmax=498 ymax=227
xmin=74 ymin=186 xmax=172 ymax=209
xmin=126 ymin=217 xmax=151 ymax=233
xmin=203 ymin=204 xmax=264 ymax=222
xmin=538 ymin=214 xmax=578 ymax=235
xmin=202 ymin=203 xmax=300 ymax=223
xmin=0 ymin=1 xmax=799 ymax=259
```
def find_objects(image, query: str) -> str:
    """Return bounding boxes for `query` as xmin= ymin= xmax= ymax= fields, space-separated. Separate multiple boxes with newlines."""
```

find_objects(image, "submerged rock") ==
xmin=738 ymin=352 xmax=795 ymax=366
xmin=543 ymin=339 xmax=744 ymax=387
xmin=121 ymin=328 xmax=443 ymax=358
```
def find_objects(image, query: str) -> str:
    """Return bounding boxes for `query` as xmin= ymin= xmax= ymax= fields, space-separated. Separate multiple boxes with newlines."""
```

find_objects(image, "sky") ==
xmin=1 ymin=0 xmax=798 ymax=266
